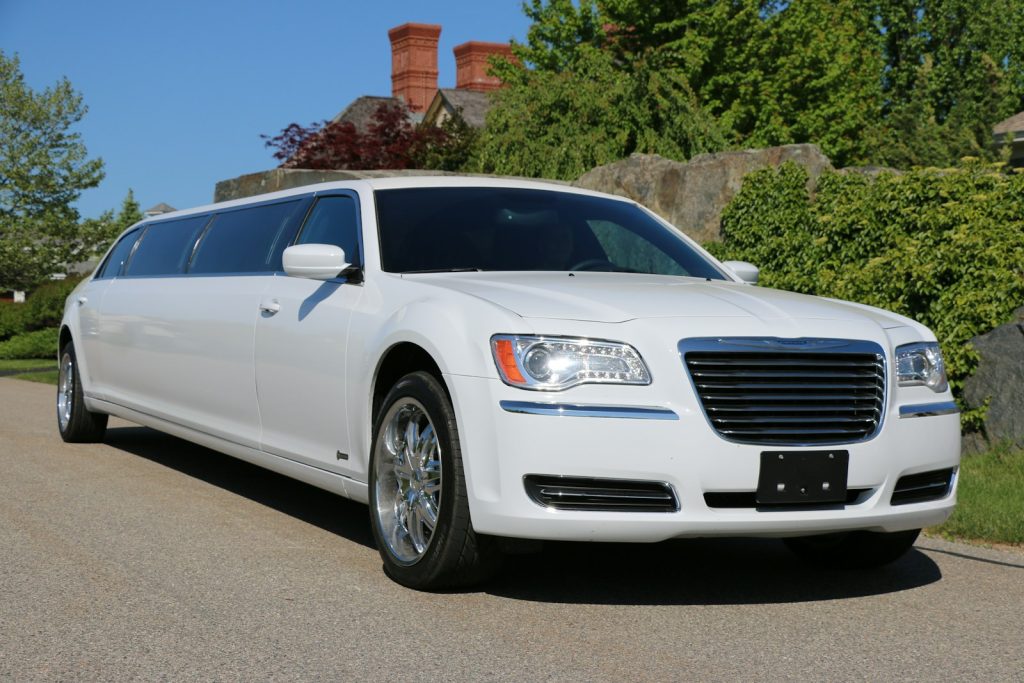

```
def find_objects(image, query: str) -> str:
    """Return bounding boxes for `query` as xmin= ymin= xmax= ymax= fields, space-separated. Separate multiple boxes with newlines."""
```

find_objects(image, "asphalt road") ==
xmin=2 ymin=378 xmax=1022 ymax=681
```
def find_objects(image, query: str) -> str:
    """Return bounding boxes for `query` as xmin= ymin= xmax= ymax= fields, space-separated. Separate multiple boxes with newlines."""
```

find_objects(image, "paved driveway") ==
xmin=1 ymin=378 xmax=1021 ymax=681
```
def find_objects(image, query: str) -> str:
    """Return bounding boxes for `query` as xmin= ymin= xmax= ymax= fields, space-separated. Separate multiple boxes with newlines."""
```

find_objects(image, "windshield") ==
xmin=374 ymin=187 xmax=727 ymax=279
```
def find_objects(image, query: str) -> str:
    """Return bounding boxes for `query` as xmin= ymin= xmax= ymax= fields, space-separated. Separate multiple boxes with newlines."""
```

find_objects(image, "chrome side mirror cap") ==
xmin=722 ymin=260 xmax=759 ymax=285
xmin=283 ymin=244 xmax=350 ymax=281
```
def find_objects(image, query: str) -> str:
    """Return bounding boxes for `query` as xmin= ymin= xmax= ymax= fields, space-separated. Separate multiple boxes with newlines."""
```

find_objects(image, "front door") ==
xmin=254 ymin=193 xmax=365 ymax=478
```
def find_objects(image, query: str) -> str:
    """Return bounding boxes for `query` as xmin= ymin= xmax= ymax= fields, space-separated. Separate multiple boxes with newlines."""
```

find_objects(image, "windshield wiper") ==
xmin=403 ymin=267 xmax=483 ymax=274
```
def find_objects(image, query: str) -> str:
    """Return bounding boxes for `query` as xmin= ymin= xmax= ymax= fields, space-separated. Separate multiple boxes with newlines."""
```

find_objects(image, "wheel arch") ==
xmin=58 ymin=325 xmax=74 ymax=354
xmin=371 ymin=341 xmax=448 ymax=426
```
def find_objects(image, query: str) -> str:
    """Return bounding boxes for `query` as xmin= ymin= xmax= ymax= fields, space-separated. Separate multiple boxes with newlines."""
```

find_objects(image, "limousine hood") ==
xmin=407 ymin=272 xmax=916 ymax=328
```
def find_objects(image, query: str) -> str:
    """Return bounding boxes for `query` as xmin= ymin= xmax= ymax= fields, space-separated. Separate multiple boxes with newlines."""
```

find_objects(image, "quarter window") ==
xmin=125 ymin=216 xmax=210 ymax=277
xmin=190 ymin=200 xmax=306 ymax=274
xmin=96 ymin=228 xmax=142 ymax=279
xmin=296 ymin=195 xmax=361 ymax=267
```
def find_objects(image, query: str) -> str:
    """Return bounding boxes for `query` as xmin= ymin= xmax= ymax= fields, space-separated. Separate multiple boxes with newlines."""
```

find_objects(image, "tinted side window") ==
xmin=96 ymin=229 xmax=142 ymax=279
xmin=190 ymin=200 xmax=306 ymax=274
xmin=296 ymin=196 xmax=361 ymax=267
xmin=125 ymin=216 xmax=210 ymax=277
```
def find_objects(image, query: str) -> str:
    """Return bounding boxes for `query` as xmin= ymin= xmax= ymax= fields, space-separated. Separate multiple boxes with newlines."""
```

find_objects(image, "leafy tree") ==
xmin=79 ymin=189 xmax=143 ymax=258
xmin=263 ymin=101 xmax=476 ymax=172
xmin=740 ymin=0 xmax=885 ymax=165
xmin=0 ymin=51 xmax=105 ymax=291
xmin=477 ymin=0 xmax=886 ymax=175
xmin=473 ymin=2 xmax=726 ymax=179
xmin=872 ymin=0 xmax=1024 ymax=167
xmin=415 ymin=108 xmax=479 ymax=172
xmin=479 ymin=0 xmax=1024 ymax=175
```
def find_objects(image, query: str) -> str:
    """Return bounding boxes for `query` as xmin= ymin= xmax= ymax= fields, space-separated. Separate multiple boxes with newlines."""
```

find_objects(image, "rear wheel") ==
xmin=368 ymin=371 xmax=499 ymax=590
xmin=784 ymin=529 xmax=920 ymax=569
xmin=57 ymin=342 xmax=108 ymax=443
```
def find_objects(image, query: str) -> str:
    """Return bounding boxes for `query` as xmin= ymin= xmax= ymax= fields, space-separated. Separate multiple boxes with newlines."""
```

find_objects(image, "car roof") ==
xmin=142 ymin=176 xmax=633 ymax=225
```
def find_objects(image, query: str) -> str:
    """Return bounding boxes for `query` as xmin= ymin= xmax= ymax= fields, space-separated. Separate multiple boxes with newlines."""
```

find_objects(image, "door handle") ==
xmin=259 ymin=299 xmax=281 ymax=315
xmin=77 ymin=296 xmax=88 ymax=306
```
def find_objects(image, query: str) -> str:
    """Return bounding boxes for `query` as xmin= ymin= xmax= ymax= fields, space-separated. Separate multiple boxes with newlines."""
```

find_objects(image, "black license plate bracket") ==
xmin=757 ymin=450 xmax=849 ymax=505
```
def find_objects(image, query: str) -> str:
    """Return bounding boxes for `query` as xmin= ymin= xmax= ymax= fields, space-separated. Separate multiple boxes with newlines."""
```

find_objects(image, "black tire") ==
xmin=57 ymin=342 xmax=108 ymax=443
xmin=784 ymin=528 xmax=920 ymax=569
xmin=368 ymin=371 xmax=500 ymax=590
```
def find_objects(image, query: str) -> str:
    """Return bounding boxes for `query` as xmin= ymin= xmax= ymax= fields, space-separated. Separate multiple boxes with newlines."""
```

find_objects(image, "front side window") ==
xmin=96 ymin=228 xmax=142 ymax=279
xmin=297 ymin=195 xmax=361 ymax=267
xmin=189 ymin=200 xmax=307 ymax=274
xmin=374 ymin=187 xmax=726 ymax=279
xmin=125 ymin=215 xmax=210 ymax=277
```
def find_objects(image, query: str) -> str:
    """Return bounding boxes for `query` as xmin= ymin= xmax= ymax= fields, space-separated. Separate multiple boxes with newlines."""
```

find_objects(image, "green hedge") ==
xmin=0 ymin=276 xmax=84 ymax=342
xmin=707 ymin=160 xmax=1024 ymax=430
xmin=0 ymin=304 xmax=23 ymax=341
xmin=0 ymin=328 xmax=59 ymax=360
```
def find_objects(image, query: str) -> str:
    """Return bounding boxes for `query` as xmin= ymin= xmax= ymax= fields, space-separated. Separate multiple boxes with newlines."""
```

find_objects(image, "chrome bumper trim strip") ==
xmin=898 ymin=401 xmax=959 ymax=419
xmin=499 ymin=401 xmax=679 ymax=420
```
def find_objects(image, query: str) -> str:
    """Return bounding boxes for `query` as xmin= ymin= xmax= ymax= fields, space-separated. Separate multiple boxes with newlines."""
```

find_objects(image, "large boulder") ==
xmin=962 ymin=306 xmax=1024 ymax=454
xmin=573 ymin=144 xmax=834 ymax=243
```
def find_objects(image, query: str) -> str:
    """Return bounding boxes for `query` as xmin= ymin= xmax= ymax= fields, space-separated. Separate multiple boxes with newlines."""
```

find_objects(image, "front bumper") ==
xmin=447 ymin=374 xmax=960 ymax=542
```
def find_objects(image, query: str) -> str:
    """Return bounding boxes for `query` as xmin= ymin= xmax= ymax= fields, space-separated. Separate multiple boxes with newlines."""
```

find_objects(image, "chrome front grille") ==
xmin=681 ymin=338 xmax=886 ymax=446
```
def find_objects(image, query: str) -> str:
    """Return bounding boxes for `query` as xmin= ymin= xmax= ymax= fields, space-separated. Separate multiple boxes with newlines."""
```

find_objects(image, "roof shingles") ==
xmin=993 ymin=111 xmax=1024 ymax=136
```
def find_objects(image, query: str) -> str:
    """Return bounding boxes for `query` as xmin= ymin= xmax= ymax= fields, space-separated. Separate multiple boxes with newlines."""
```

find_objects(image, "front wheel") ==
xmin=784 ymin=529 xmax=920 ymax=569
xmin=57 ymin=342 xmax=108 ymax=443
xmin=368 ymin=371 xmax=499 ymax=590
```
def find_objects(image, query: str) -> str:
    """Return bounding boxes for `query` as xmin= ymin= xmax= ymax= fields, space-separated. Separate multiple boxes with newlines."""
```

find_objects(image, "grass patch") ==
xmin=0 ymin=358 xmax=55 ymax=372
xmin=13 ymin=370 xmax=59 ymax=385
xmin=934 ymin=445 xmax=1024 ymax=546
xmin=0 ymin=357 xmax=58 ymax=385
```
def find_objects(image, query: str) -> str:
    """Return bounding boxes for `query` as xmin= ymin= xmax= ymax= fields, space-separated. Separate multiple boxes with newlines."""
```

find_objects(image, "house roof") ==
xmin=424 ymin=88 xmax=492 ymax=128
xmin=993 ymin=111 xmax=1024 ymax=135
xmin=143 ymin=202 xmax=176 ymax=215
xmin=330 ymin=95 xmax=420 ymax=131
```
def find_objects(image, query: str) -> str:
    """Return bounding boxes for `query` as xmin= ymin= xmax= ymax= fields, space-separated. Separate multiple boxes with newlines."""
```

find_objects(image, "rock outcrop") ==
xmin=963 ymin=307 xmax=1024 ymax=454
xmin=214 ymin=168 xmax=459 ymax=203
xmin=573 ymin=144 xmax=834 ymax=243
xmin=214 ymin=168 xmax=567 ymax=203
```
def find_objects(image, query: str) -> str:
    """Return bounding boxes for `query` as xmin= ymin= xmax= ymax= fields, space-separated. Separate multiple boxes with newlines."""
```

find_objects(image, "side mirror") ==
xmin=283 ymin=244 xmax=350 ymax=281
xmin=723 ymin=260 xmax=759 ymax=285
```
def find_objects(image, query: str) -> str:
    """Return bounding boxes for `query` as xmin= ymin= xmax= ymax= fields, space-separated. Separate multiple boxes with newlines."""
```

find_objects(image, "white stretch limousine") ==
xmin=58 ymin=178 xmax=960 ymax=589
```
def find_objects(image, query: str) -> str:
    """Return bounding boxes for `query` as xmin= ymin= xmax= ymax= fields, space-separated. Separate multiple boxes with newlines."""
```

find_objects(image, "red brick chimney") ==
xmin=388 ymin=23 xmax=442 ymax=113
xmin=453 ymin=41 xmax=513 ymax=92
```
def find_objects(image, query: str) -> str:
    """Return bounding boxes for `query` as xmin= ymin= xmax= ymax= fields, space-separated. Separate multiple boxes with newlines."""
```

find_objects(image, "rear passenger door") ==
xmin=254 ymin=192 xmax=365 ymax=478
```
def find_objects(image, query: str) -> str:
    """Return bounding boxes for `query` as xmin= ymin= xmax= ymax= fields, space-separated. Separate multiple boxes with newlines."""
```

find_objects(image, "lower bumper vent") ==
xmin=524 ymin=475 xmax=678 ymax=512
xmin=891 ymin=468 xmax=955 ymax=505
xmin=704 ymin=489 xmax=869 ymax=509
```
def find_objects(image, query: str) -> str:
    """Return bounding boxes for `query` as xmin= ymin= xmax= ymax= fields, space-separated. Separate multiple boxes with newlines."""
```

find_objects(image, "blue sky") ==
xmin=1 ymin=1 xmax=531 ymax=219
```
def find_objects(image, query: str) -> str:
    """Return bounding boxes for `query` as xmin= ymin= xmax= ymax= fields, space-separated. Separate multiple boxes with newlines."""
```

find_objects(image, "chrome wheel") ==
xmin=57 ymin=352 xmax=74 ymax=432
xmin=374 ymin=398 xmax=443 ymax=565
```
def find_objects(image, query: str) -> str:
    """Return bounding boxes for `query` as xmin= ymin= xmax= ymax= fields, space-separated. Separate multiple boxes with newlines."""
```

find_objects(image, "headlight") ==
xmin=490 ymin=335 xmax=651 ymax=391
xmin=896 ymin=342 xmax=948 ymax=392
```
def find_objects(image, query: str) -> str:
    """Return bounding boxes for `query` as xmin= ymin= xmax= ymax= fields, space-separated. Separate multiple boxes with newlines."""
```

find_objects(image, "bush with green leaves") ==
xmin=0 ymin=304 xmax=24 ymax=341
xmin=707 ymin=160 xmax=1024 ymax=430
xmin=0 ymin=328 xmax=58 ymax=360
xmin=19 ymin=276 xmax=84 ymax=332
xmin=0 ymin=275 xmax=84 ymax=344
